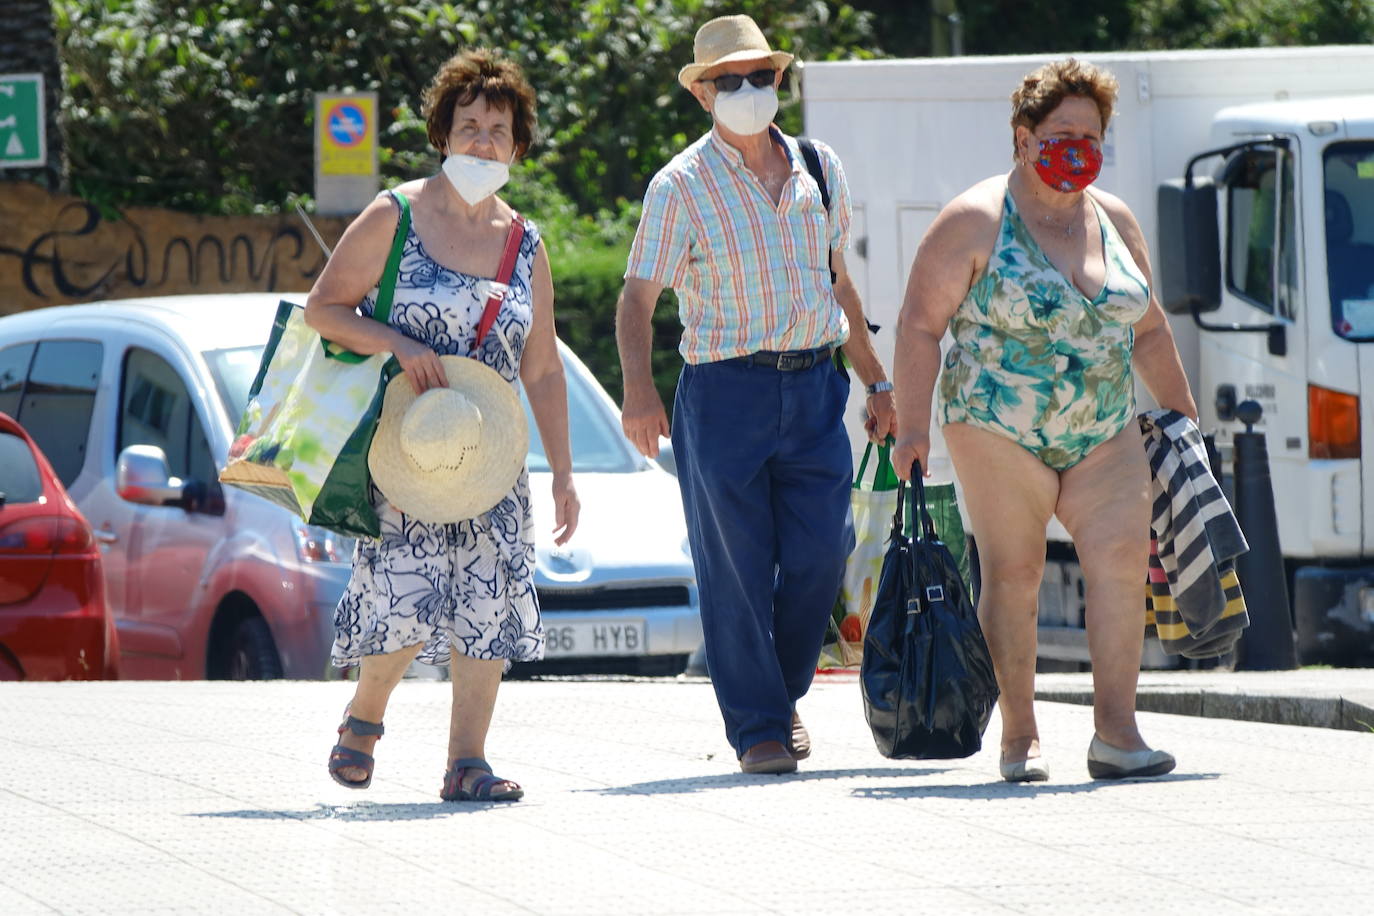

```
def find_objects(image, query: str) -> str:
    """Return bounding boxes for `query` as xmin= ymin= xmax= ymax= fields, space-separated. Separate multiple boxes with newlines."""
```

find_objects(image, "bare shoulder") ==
xmin=338 ymin=192 xmax=403 ymax=246
xmin=926 ymin=175 xmax=1005 ymax=250
xmin=1088 ymin=187 xmax=1144 ymax=239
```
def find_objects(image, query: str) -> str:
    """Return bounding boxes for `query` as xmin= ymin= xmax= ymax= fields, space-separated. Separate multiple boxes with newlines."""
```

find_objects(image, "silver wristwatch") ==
xmin=865 ymin=380 xmax=893 ymax=396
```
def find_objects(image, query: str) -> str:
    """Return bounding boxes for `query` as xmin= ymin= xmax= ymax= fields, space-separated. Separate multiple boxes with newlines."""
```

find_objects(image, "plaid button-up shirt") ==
xmin=625 ymin=127 xmax=851 ymax=365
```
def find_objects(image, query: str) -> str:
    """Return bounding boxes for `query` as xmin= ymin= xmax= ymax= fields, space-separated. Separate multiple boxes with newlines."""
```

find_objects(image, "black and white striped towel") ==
xmin=1139 ymin=409 xmax=1249 ymax=642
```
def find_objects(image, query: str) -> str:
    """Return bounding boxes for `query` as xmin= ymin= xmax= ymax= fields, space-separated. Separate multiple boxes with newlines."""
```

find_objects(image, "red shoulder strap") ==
xmin=472 ymin=213 xmax=528 ymax=353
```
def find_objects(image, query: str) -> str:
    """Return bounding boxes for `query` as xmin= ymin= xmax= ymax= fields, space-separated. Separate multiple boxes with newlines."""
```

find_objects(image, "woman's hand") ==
xmin=891 ymin=432 xmax=931 ymax=482
xmin=392 ymin=334 xmax=448 ymax=395
xmin=550 ymin=473 xmax=580 ymax=545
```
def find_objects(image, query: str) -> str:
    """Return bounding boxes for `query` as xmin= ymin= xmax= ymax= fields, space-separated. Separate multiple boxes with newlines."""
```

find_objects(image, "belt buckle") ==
xmin=777 ymin=351 xmax=806 ymax=371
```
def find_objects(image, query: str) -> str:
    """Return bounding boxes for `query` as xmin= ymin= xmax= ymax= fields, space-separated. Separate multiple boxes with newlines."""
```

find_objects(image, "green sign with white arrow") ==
xmin=0 ymin=74 xmax=46 ymax=169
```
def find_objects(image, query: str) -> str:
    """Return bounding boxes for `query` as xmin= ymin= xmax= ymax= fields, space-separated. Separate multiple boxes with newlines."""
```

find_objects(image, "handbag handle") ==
xmin=321 ymin=191 xmax=413 ymax=364
xmin=891 ymin=460 xmax=938 ymax=542
xmin=854 ymin=439 xmax=900 ymax=491
xmin=471 ymin=213 xmax=528 ymax=353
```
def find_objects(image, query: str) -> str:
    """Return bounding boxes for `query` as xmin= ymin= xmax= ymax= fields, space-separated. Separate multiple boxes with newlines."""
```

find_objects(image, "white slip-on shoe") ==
xmin=1087 ymin=734 xmax=1176 ymax=779
xmin=999 ymin=754 xmax=1049 ymax=783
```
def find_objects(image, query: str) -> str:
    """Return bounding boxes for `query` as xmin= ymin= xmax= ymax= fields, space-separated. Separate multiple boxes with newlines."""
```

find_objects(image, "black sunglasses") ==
xmin=700 ymin=68 xmax=776 ymax=92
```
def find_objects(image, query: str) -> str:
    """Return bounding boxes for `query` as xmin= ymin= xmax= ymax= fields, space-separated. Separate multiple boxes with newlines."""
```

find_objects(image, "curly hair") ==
xmin=422 ymin=48 xmax=537 ymax=159
xmin=1009 ymin=58 xmax=1119 ymax=158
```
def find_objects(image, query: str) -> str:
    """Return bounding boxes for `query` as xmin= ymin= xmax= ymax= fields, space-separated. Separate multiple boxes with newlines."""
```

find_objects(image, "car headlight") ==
xmin=293 ymin=523 xmax=352 ymax=563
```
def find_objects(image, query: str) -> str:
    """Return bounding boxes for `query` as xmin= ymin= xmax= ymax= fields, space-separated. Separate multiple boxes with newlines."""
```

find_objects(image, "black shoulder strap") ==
xmin=797 ymin=137 xmax=830 ymax=212
xmin=797 ymin=137 xmax=836 ymax=284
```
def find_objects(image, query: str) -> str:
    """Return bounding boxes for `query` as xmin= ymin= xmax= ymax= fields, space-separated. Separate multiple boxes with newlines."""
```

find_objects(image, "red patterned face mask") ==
xmin=1032 ymin=137 xmax=1103 ymax=192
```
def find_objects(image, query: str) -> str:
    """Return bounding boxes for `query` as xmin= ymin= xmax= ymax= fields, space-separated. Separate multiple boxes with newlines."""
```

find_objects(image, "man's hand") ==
xmin=864 ymin=390 xmax=897 ymax=443
xmin=621 ymin=383 xmax=670 ymax=458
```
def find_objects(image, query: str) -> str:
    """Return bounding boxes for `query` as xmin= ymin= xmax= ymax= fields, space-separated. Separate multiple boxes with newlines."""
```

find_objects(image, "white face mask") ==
xmin=712 ymin=84 xmax=778 ymax=136
xmin=441 ymin=152 xmax=511 ymax=205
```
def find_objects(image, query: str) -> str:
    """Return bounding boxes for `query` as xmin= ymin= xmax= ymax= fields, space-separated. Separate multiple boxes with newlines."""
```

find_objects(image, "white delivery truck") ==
xmin=803 ymin=46 xmax=1374 ymax=666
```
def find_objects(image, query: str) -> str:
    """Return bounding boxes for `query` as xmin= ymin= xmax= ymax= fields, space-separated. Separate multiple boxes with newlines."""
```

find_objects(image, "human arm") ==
xmin=891 ymin=183 xmax=1002 ymax=480
xmin=616 ymin=171 xmax=689 ymax=460
xmin=303 ymin=190 xmax=446 ymax=395
xmin=615 ymin=277 xmax=670 ymax=459
xmin=834 ymin=251 xmax=895 ymax=442
xmin=1093 ymin=191 xmax=1199 ymax=421
xmin=520 ymin=242 xmax=579 ymax=545
xmin=816 ymin=141 xmax=895 ymax=442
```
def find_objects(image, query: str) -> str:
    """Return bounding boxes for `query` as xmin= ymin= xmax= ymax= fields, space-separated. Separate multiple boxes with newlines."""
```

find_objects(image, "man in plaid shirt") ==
xmin=615 ymin=14 xmax=894 ymax=774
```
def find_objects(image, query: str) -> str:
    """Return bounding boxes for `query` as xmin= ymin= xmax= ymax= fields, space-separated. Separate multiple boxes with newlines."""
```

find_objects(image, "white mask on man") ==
xmin=712 ymin=84 xmax=779 ymax=136
xmin=441 ymin=152 xmax=511 ymax=204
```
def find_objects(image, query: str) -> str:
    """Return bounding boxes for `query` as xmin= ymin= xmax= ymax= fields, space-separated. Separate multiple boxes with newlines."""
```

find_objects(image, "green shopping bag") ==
xmin=819 ymin=441 xmax=900 ymax=670
xmin=819 ymin=444 xmax=973 ymax=670
xmin=218 ymin=195 xmax=411 ymax=538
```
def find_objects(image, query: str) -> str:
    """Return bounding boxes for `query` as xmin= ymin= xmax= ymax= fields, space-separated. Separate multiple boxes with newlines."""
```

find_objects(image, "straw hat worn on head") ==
xmin=369 ymin=355 xmax=528 ymax=524
xmin=677 ymin=15 xmax=794 ymax=90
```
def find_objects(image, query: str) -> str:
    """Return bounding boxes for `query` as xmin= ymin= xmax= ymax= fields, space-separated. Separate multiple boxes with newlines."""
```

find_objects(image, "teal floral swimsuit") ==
xmin=938 ymin=189 xmax=1151 ymax=470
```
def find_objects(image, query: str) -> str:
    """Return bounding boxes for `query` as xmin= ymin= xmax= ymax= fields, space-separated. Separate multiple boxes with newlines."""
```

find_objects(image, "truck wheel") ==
xmin=224 ymin=617 xmax=283 ymax=680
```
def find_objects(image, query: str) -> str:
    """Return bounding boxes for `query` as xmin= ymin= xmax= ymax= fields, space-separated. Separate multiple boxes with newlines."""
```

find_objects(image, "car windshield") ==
xmin=204 ymin=345 xmax=638 ymax=473
xmin=0 ymin=431 xmax=43 ymax=504
xmin=1325 ymin=141 xmax=1374 ymax=339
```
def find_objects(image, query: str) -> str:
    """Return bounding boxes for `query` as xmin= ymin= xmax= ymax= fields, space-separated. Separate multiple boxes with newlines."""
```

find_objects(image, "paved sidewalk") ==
xmin=3 ymin=675 xmax=1373 ymax=915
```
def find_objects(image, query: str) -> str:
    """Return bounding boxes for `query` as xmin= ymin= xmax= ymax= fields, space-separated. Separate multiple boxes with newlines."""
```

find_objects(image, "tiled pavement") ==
xmin=3 ymin=673 xmax=1373 ymax=914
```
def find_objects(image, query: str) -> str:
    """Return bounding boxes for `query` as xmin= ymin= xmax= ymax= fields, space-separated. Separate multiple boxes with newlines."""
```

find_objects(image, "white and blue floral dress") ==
xmin=332 ymin=192 xmax=544 ymax=668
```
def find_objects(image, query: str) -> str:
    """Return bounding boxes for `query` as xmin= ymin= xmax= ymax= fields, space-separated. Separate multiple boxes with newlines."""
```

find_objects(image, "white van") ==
xmin=0 ymin=293 xmax=701 ymax=678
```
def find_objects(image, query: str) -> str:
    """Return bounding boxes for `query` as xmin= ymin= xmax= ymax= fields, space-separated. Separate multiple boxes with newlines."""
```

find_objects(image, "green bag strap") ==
xmin=853 ymin=437 xmax=900 ymax=491
xmin=322 ymin=190 xmax=412 ymax=364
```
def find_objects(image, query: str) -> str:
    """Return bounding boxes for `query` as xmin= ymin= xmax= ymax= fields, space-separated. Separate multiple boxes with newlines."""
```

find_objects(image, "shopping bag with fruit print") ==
xmin=218 ymin=195 xmax=411 ymax=538
xmin=818 ymin=440 xmax=901 ymax=669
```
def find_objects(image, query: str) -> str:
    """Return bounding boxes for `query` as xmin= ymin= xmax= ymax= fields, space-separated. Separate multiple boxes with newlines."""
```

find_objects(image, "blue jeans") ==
xmin=672 ymin=354 xmax=853 ymax=756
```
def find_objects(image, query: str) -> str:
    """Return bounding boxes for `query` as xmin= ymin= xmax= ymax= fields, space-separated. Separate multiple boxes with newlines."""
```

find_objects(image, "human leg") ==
xmin=1055 ymin=422 xmax=1154 ymax=752
xmin=672 ymin=361 xmax=790 ymax=756
xmin=943 ymin=422 xmax=1059 ymax=765
xmin=441 ymin=652 xmax=521 ymax=800
xmin=330 ymin=643 xmax=423 ymax=785
xmin=771 ymin=359 xmax=852 ymax=708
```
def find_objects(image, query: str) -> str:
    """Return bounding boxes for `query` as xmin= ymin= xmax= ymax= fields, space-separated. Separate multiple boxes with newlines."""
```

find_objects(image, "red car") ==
xmin=0 ymin=412 xmax=118 ymax=680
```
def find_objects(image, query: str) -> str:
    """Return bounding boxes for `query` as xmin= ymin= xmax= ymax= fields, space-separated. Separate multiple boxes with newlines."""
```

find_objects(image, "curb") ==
xmin=1036 ymin=686 xmax=1374 ymax=732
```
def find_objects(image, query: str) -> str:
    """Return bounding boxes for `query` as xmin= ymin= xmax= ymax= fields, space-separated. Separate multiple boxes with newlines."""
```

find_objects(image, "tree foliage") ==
xmin=53 ymin=0 xmax=880 ymax=215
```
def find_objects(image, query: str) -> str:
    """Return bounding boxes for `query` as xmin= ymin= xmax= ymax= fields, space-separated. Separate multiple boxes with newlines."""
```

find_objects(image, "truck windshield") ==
xmin=203 ymin=345 xmax=638 ymax=474
xmin=1325 ymin=142 xmax=1374 ymax=339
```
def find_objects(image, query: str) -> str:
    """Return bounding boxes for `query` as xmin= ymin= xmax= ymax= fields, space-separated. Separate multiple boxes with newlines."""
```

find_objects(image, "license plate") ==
xmin=543 ymin=619 xmax=646 ymax=657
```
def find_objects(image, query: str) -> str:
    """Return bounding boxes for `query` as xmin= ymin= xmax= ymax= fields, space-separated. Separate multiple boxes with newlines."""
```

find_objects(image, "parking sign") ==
xmin=0 ymin=74 xmax=46 ymax=169
xmin=315 ymin=92 xmax=379 ymax=214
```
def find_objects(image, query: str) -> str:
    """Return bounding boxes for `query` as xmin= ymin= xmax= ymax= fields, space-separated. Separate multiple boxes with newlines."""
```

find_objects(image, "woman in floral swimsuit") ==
xmin=892 ymin=59 xmax=1198 ymax=782
xmin=305 ymin=50 xmax=579 ymax=802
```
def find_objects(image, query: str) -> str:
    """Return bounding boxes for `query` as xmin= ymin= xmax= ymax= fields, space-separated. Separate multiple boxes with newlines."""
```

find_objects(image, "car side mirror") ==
xmin=1157 ymin=177 xmax=1221 ymax=315
xmin=116 ymin=445 xmax=185 ymax=507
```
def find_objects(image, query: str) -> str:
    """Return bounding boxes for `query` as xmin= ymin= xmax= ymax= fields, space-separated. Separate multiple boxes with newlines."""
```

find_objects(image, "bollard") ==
xmin=1231 ymin=400 xmax=1298 ymax=670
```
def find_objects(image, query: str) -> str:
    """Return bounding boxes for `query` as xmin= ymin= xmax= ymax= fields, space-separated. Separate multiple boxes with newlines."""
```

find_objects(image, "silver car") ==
xmin=0 ymin=293 xmax=700 ymax=679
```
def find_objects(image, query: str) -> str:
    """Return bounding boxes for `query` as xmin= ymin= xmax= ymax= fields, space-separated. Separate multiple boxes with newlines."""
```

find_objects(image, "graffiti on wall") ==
xmin=0 ymin=181 xmax=350 ymax=312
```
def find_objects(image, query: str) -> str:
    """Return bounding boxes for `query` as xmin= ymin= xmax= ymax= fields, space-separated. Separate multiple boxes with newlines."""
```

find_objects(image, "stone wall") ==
xmin=0 ymin=181 xmax=352 ymax=314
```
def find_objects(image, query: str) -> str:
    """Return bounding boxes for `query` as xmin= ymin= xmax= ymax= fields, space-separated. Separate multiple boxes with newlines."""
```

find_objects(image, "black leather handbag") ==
xmin=860 ymin=463 xmax=999 ymax=759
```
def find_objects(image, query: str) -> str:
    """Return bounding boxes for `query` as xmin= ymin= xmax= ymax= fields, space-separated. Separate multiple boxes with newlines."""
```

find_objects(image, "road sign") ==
xmin=317 ymin=93 xmax=376 ymax=177
xmin=315 ymin=92 xmax=379 ymax=215
xmin=0 ymin=74 xmax=46 ymax=169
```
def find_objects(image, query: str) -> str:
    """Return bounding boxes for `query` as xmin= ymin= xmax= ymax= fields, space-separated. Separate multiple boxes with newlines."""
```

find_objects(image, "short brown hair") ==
xmin=1009 ymin=58 xmax=1118 ymax=158
xmin=422 ymin=48 xmax=537 ymax=158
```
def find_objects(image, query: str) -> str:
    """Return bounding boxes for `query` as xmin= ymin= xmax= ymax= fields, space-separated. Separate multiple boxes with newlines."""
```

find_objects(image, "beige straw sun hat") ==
xmin=368 ymin=355 xmax=528 ymax=524
xmin=677 ymin=14 xmax=794 ymax=90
